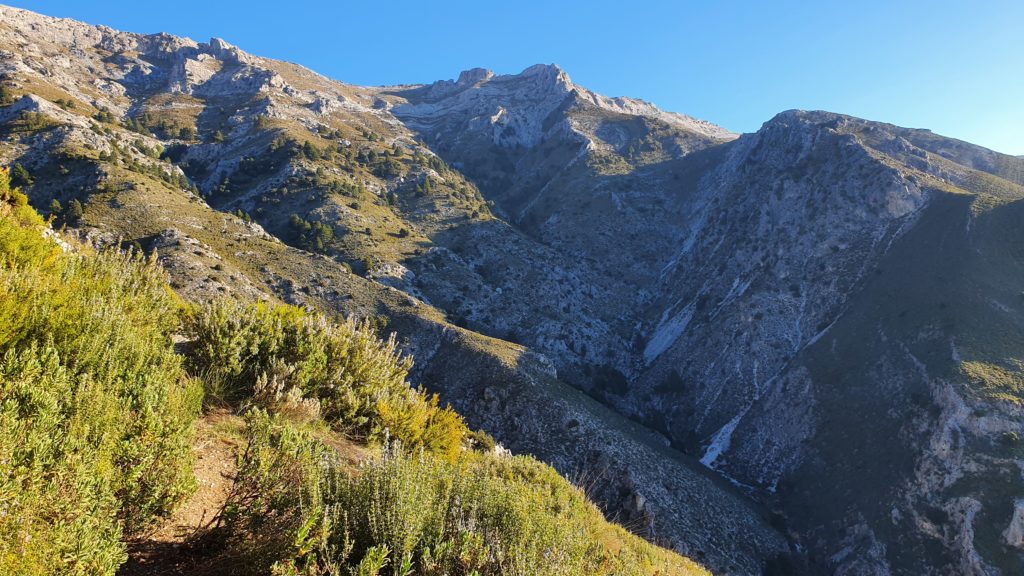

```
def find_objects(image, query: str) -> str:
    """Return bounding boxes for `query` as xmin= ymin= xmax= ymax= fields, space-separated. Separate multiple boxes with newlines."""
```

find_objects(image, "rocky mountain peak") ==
xmin=388 ymin=61 xmax=735 ymax=153
xmin=410 ymin=63 xmax=570 ymax=104
xmin=754 ymin=109 xmax=848 ymax=136
xmin=518 ymin=62 xmax=572 ymax=87
xmin=455 ymin=67 xmax=494 ymax=86
xmin=131 ymin=31 xmax=199 ymax=55
xmin=204 ymin=36 xmax=252 ymax=65
xmin=4 ymin=7 xmax=1024 ymax=574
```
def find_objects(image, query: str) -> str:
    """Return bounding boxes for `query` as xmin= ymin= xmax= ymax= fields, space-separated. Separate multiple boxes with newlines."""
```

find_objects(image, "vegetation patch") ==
xmin=961 ymin=360 xmax=1024 ymax=405
xmin=219 ymin=411 xmax=707 ymax=576
xmin=0 ymin=168 xmax=200 ymax=575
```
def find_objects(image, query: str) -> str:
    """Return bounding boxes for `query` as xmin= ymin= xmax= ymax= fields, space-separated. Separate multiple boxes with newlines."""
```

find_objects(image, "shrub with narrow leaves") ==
xmin=0 ymin=168 xmax=200 ymax=575
xmin=223 ymin=412 xmax=707 ymax=576
xmin=186 ymin=299 xmax=465 ymax=457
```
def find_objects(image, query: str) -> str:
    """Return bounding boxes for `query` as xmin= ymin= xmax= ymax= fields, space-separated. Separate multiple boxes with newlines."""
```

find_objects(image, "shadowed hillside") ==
xmin=3 ymin=4 xmax=1024 ymax=574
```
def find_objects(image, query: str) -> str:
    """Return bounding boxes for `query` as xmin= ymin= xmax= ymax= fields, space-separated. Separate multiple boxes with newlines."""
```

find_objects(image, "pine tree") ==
xmin=10 ymin=163 xmax=32 ymax=188
xmin=67 ymin=199 xmax=83 ymax=223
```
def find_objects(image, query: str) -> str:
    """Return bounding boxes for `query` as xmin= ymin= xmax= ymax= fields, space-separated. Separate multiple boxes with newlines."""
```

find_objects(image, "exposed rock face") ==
xmin=1003 ymin=500 xmax=1024 ymax=549
xmin=0 ymin=6 xmax=787 ymax=574
xmin=635 ymin=111 xmax=931 ymax=474
xmin=394 ymin=63 xmax=577 ymax=149
xmin=388 ymin=77 xmax=1024 ymax=574
xmin=3 ymin=5 xmax=1024 ymax=575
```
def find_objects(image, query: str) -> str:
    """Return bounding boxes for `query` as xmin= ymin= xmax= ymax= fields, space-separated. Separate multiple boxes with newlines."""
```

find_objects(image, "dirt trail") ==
xmin=119 ymin=410 xmax=242 ymax=576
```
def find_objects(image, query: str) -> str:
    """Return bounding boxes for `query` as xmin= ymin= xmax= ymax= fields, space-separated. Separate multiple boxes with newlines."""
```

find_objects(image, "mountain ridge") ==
xmin=2 ymin=4 xmax=1024 ymax=574
xmin=0 ymin=5 xmax=789 ymax=573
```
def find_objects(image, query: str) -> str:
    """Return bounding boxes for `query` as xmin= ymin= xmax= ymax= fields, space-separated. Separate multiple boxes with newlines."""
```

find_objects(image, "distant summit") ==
xmin=2 ymin=5 xmax=1024 ymax=575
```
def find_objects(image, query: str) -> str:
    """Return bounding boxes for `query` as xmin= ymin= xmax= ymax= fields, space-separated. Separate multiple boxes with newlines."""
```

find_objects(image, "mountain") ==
xmin=383 ymin=63 xmax=1024 ymax=574
xmin=0 ymin=166 xmax=713 ymax=576
xmin=0 ymin=6 xmax=785 ymax=574
xmin=2 ymin=5 xmax=1024 ymax=575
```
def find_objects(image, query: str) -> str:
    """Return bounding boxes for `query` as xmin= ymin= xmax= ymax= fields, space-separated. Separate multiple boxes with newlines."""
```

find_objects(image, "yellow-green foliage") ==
xmin=0 ymin=168 xmax=52 ymax=272
xmin=961 ymin=360 xmax=1024 ymax=406
xmin=225 ymin=412 xmax=707 ymax=576
xmin=0 ymin=168 xmax=200 ymax=575
xmin=216 ymin=410 xmax=336 ymax=573
xmin=0 ymin=170 xmax=701 ymax=576
xmin=187 ymin=299 xmax=465 ymax=457
xmin=190 ymin=299 xmax=704 ymax=575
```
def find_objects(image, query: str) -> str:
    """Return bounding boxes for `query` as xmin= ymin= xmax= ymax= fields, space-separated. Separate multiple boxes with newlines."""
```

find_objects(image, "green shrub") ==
xmin=288 ymin=213 xmax=335 ymax=252
xmin=0 ymin=171 xmax=52 ymax=271
xmin=223 ymin=412 xmax=706 ymax=576
xmin=0 ymin=344 xmax=127 ymax=576
xmin=323 ymin=449 xmax=600 ymax=576
xmin=10 ymin=162 xmax=33 ymax=188
xmin=215 ymin=409 xmax=333 ymax=573
xmin=66 ymin=198 xmax=84 ymax=223
xmin=467 ymin=428 xmax=498 ymax=452
xmin=0 ymin=168 xmax=201 ymax=575
xmin=186 ymin=299 xmax=465 ymax=457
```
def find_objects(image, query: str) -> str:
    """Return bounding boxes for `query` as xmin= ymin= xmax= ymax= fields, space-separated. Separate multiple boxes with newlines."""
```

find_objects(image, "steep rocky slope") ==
xmin=380 ymin=67 xmax=739 ymax=388
xmin=382 ymin=62 xmax=1024 ymax=574
xmin=406 ymin=79 xmax=1024 ymax=572
xmin=0 ymin=5 xmax=786 ymax=574
xmin=3 ymin=4 xmax=1024 ymax=575
xmin=621 ymin=112 xmax=1024 ymax=574
xmin=380 ymin=66 xmax=1024 ymax=569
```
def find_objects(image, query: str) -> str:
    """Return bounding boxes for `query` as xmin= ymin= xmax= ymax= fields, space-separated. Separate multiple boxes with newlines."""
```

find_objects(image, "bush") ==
xmin=186 ymin=299 xmax=465 ymax=457
xmin=10 ymin=162 xmax=33 ymax=188
xmin=66 ymin=198 xmax=84 ymax=223
xmin=0 ymin=168 xmax=201 ymax=575
xmin=289 ymin=213 xmax=334 ymax=252
xmin=467 ymin=428 xmax=498 ymax=452
xmin=216 ymin=409 xmax=333 ymax=573
xmin=0 ymin=344 xmax=128 ymax=575
xmin=222 ymin=412 xmax=705 ymax=576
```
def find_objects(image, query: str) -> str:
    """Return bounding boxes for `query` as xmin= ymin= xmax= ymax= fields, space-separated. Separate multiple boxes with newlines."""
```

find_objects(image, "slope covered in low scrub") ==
xmin=0 ymin=167 xmax=706 ymax=575
xmin=184 ymin=298 xmax=707 ymax=575
xmin=0 ymin=167 xmax=200 ymax=575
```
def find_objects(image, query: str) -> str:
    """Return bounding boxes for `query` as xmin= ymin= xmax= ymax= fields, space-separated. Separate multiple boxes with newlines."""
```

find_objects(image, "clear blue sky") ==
xmin=8 ymin=0 xmax=1024 ymax=155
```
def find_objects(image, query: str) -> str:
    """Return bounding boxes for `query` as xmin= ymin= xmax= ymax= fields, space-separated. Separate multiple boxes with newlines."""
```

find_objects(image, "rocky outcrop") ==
xmin=4 ymin=4 xmax=1024 ymax=574
xmin=1003 ymin=500 xmax=1024 ymax=549
xmin=415 ymin=327 xmax=788 ymax=574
